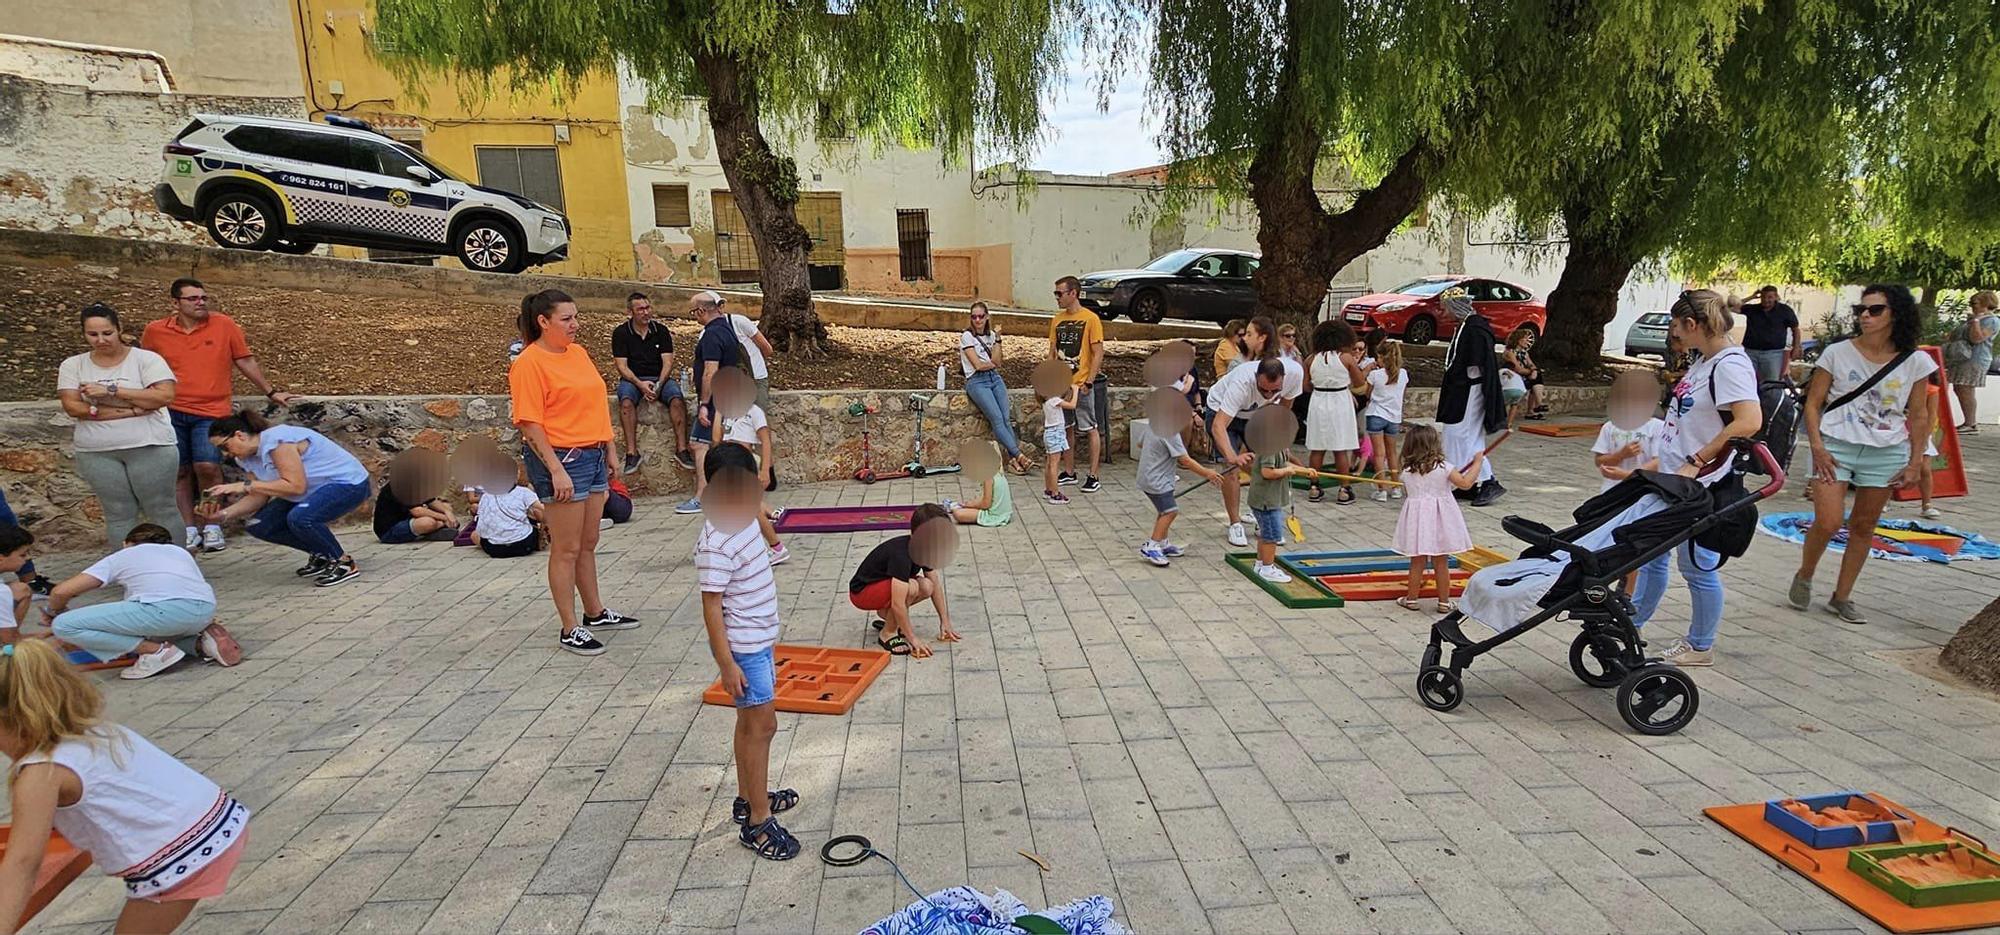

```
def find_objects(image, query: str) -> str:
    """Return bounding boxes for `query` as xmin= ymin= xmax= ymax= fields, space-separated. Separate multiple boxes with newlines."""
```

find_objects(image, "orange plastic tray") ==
xmin=701 ymin=644 xmax=892 ymax=715
xmin=1520 ymin=422 xmax=1603 ymax=437
xmin=1707 ymin=796 xmax=2000 ymax=932
xmin=0 ymin=826 xmax=93 ymax=927
xmin=1316 ymin=568 xmax=1469 ymax=600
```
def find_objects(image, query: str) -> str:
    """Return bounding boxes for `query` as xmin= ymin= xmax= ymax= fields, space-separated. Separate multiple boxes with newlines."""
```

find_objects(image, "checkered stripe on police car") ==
xmin=291 ymin=194 xmax=448 ymax=245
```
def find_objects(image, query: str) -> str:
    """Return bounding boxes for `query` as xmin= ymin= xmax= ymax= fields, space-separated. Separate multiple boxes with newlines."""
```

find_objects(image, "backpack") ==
xmin=1705 ymin=347 xmax=1802 ymax=476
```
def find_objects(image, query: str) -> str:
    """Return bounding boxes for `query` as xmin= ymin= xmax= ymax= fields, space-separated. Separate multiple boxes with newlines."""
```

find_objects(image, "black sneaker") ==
xmin=674 ymin=449 xmax=696 ymax=470
xmin=581 ymin=608 xmax=640 ymax=631
xmin=559 ymin=627 xmax=606 ymax=656
xmin=295 ymin=554 xmax=334 ymax=578
xmin=1080 ymin=475 xmax=1102 ymax=493
xmin=1469 ymin=480 xmax=1505 ymax=508
xmin=314 ymin=558 xmax=361 ymax=588
xmin=1057 ymin=471 xmax=1079 ymax=487
xmin=622 ymin=453 xmax=644 ymax=473
xmin=25 ymin=575 xmax=54 ymax=597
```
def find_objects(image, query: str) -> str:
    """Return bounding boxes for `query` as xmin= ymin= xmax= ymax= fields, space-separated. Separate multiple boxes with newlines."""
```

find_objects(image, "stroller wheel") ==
xmin=1568 ymin=631 xmax=1630 ymax=689
xmin=1616 ymin=665 xmax=1700 ymax=735
xmin=1416 ymin=666 xmax=1463 ymax=712
xmin=1420 ymin=643 xmax=1441 ymax=673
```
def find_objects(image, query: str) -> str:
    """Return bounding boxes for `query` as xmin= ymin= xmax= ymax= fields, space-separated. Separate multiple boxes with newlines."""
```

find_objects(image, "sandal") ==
xmin=733 ymin=788 xmax=801 ymax=824
xmin=878 ymin=634 xmax=913 ymax=655
xmin=1435 ymin=599 xmax=1457 ymax=613
xmin=739 ymin=817 xmax=801 ymax=861
xmin=1396 ymin=596 xmax=1427 ymax=612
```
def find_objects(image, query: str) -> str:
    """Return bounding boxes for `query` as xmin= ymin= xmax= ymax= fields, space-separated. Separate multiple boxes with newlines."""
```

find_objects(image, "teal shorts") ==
xmin=1821 ymin=436 xmax=1911 ymax=488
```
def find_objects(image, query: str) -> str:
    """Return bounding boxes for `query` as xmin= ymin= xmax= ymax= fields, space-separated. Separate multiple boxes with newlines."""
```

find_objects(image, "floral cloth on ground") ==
xmin=861 ymin=886 xmax=1129 ymax=935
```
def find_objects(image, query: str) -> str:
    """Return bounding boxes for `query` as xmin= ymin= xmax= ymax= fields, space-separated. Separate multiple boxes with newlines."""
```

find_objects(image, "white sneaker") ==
xmin=769 ymin=543 xmax=791 ymax=565
xmin=1227 ymin=523 xmax=1249 ymax=547
xmin=1655 ymin=639 xmax=1714 ymax=667
xmin=184 ymin=526 xmax=201 ymax=551
xmin=1389 ymin=488 xmax=1404 ymax=500
xmin=120 ymin=644 xmax=186 ymax=680
xmin=1254 ymin=562 xmax=1292 ymax=584
xmin=599 ymin=518 xmax=615 ymax=531
xmin=1371 ymin=490 xmax=1389 ymax=503
xmin=200 ymin=526 xmax=226 ymax=552
xmin=1920 ymin=506 xmax=1943 ymax=520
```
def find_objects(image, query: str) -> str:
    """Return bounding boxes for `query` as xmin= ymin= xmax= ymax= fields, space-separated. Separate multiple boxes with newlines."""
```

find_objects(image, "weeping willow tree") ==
xmin=1135 ymin=0 xmax=1738 ymax=329
xmin=373 ymin=0 xmax=1067 ymax=354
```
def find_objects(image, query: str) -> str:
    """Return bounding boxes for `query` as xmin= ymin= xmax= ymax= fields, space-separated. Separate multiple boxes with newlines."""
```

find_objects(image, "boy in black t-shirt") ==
xmin=847 ymin=505 xmax=960 ymax=657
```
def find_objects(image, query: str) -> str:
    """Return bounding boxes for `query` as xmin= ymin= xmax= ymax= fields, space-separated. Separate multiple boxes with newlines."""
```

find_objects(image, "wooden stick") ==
xmin=1296 ymin=468 xmax=1402 ymax=488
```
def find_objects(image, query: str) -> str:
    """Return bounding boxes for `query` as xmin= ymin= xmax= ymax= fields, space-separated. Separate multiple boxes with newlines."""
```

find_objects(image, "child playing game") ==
xmin=849 ymin=504 xmax=960 ymax=658
xmin=1037 ymin=362 xmax=1080 ymax=505
xmin=945 ymin=442 xmax=1013 ymax=528
xmin=1592 ymin=370 xmax=1665 ymax=491
xmin=471 ymin=455 xmax=544 ymax=559
xmin=694 ymin=443 xmax=801 ymax=861
xmin=0 ymin=639 xmax=251 ymax=932
xmin=1393 ymin=424 xmax=1482 ymax=612
xmin=1138 ymin=389 xmax=1225 ymax=567
xmin=0 ymin=524 xmax=33 ymax=644
xmin=1244 ymin=406 xmax=1310 ymax=583
xmin=1365 ymin=340 xmax=1409 ymax=502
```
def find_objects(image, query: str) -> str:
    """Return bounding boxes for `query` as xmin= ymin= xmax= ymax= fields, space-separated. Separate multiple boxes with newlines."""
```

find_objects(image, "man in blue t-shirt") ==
xmin=679 ymin=291 xmax=744 ymax=513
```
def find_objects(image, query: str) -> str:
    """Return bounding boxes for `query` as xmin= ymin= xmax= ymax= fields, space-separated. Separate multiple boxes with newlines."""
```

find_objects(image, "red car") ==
xmin=1341 ymin=276 xmax=1548 ymax=345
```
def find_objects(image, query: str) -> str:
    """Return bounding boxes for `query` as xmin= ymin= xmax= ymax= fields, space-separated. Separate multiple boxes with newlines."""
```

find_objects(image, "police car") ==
xmin=154 ymin=114 xmax=569 ymax=273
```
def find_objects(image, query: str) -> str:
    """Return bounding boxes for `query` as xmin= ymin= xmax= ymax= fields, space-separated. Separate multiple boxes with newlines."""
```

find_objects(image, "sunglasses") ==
xmin=1852 ymin=303 xmax=1891 ymax=317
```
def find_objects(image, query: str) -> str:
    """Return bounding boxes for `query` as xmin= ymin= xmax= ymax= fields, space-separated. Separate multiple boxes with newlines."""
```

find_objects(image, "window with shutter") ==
xmin=896 ymin=209 xmax=932 ymax=281
xmin=652 ymin=184 xmax=692 ymax=227
xmin=474 ymin=146 xmax=565 ymax=211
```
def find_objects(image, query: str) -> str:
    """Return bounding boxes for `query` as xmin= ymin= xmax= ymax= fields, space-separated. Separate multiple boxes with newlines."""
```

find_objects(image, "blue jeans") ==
xmin=53 ymin=597 xmax=214 ymax=661
xmin=0 ymin=487 xmax=30 ymax=577
xmin=247 ymin=480 xmax=370 ymax=559
xmin=1631 ymin=542 xmax=1725 ymax=650
xmin=1746 ymin=349 xmax=1786 ymax=384
xmin=964 ymin=370 xmax=1021 ymax=458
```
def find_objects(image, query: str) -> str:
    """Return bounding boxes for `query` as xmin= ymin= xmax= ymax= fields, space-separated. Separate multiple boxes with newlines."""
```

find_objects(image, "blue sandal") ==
xmin=740 ymin=817 xmax=801 ymax=861
xmin=733 ymin=788 xmax=800 ymax=825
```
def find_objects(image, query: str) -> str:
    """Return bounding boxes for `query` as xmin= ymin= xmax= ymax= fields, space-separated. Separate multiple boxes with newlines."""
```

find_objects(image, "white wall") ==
xmin=2 ymin=5 xmax=301 ymax=97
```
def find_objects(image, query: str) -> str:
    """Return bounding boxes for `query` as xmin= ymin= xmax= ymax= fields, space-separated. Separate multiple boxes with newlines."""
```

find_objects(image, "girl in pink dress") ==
xmin=1392 ymin=425 xmax=1484 ymax=612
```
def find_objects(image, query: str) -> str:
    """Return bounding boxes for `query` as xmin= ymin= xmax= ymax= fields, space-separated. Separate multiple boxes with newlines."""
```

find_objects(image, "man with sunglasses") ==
xmin=141 ymin=278 xmax=300 ymax=553
xmin=1047 ymin=276 xmax=1107 ymax=492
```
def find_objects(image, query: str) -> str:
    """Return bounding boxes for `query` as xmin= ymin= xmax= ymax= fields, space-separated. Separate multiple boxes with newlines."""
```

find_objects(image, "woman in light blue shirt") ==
xmin=201 ymin=408 xmax=372 ymax=587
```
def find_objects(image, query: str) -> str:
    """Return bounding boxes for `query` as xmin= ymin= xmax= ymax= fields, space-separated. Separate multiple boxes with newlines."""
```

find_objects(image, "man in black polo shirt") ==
xmin=677 ymin=291 xmax=745 ymax=514
xmin=611 ymin=292 xmax=689 ymax=474
xmin=1741 ymin=284 xmax=1801 ymax=383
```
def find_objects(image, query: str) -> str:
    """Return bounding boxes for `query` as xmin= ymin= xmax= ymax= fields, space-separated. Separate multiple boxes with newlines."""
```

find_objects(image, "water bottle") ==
xmin=936 ymin=363 xmax=947 ymax=391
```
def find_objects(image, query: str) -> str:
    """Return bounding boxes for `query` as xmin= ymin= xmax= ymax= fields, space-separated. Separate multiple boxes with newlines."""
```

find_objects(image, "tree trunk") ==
xmin=1941 ymin=595 xmax=2000 ymax=693
xmin=1539 ymin=197 xmax=1641 ymax=370
xmin=690 ymin=47 xmax=826 ymax=356
xmin=1247 ymin=3 xmax=1433 ymax=331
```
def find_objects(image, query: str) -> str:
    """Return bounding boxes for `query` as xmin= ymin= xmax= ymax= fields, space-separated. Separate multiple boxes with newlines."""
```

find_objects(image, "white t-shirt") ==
xmin=1591 ymin=418 xmax=1665 ymax=492
xmin=81 ymin=543 xmax=216 ymax=605
xmin=694 ymin=520 xmax=780 ymax=653
xmin=1208 ymin=358 xmax=1304 ymax=419
xmin=476 ymin=486 xmax=540 ymax=546
xmin=720 ymin=404 xmax=769 ymax=446
xmin=1364 ymin=368 xmax=1408 ymax=423
xmin=1043 ymin=395 xmax=1067 ymax=430
xmin=1814 ymin=340 xmax=1938 ymax=448
xmin=730 ymin=315 xmax=769 ymax=380
xmin=56 ymin=349 xmax=178 ymax=452
xmin=1659 ymin=347 xmax=1759 ymax=485
xmin=959 ymin=330 xmax=999 ymax=377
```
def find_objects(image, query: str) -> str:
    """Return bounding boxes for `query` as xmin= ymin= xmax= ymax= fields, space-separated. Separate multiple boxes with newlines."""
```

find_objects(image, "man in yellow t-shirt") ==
xmin=1047 ymin=276 xmax=1106 ymax=492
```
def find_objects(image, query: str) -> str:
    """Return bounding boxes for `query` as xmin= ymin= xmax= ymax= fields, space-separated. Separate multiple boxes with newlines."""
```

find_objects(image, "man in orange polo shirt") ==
xmin=141 ymin=278 xmax=300 ymax=552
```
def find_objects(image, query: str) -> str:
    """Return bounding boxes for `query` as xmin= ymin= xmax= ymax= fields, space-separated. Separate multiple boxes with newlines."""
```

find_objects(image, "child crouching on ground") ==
xmin=694 ymin=443 xmax=801 ymax=861
xmin=1244 ymin=406 xmax=1310 ymax=583
xmin=0 ymin=640 xmax=251 ymax=932
xmin=1138 ymin=389 xmax=1224 ymax=566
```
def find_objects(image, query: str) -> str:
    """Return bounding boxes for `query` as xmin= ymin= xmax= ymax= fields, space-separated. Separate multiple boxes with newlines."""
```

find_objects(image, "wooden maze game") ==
xmin=0 ymin=827 xmax=92 ymax=927
xmin=771 ymin=505 xmax=920 ymax=534
xmin=701 ymin=644 xmax=893 ymax=715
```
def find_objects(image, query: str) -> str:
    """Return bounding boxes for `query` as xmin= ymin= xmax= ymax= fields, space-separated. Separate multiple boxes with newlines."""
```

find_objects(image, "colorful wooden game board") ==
xmin=1520 ymin=422 xmax=1603 ymax=438
xmin=701 ymin=644 xmax=892 ymax=715
xmin=1223 ymin=553 xmax=1345 ymax=608
xmin=0 ymin=826 xmax=91 ymax=927
xmin=1314 ymin=568 xmax=1471 ymax=601
xmin=771 ymin=505 xmax=921 ymax=534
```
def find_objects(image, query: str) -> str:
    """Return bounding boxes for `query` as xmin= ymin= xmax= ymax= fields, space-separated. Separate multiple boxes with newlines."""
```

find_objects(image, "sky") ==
xmin=1026 ymin=46 xmax=1164 ymax=176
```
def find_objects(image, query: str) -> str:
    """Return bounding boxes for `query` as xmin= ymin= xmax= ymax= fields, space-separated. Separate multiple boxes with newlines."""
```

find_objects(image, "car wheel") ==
xmin=271 ymin=239 xmax=317 ymax=255
xmin=1129 ymin=289 xmax=1166 ymax=324
xmin=1403 ymin=315 xmax=1437 ymax=345
xmin=203 ymin=190 xmax=282 ymax=251
xmin=454 ymin=218 xmax=525 ymax=274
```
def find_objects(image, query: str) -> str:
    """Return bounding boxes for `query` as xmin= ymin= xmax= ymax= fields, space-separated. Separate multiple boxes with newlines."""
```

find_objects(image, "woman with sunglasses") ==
xmin=1789 ymin=285 xmax=1935 ymax=624
xmin=959 ymin=303 xmax=1031 ymax=474
xmin=1631 ymin=289 xmax=1762 ymax=667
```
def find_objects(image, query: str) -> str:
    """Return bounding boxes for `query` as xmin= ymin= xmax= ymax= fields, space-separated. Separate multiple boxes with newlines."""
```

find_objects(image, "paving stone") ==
xmin=1107 ymin=859 xmax=1213 ymax=934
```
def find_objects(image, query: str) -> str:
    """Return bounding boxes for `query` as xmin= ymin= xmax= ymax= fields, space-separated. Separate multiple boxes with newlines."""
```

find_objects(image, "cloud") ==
xmin=1027 ymin=47 xmax=1163 ymax=176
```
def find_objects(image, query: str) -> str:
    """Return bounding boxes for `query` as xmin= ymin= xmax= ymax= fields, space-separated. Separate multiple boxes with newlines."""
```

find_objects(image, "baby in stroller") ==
xmin=1415 ymin=439 xmax=1784 ymax=735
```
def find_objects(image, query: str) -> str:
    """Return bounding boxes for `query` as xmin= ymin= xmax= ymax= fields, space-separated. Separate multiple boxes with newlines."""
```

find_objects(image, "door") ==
xmin=1178 ymin=252 xmax=1234 ymax=320
xmin=711 ymin=191 xmax=759 ymax=282
xmin=223 ymin=126 xmax=354 ymax=228
xmin=1220 ymin=254 xmax=1261 ymax=318
xmin=344 ymin=136 xmax=454 ymax=251
xmin=711 ymin=191 xmax=845 ymax=285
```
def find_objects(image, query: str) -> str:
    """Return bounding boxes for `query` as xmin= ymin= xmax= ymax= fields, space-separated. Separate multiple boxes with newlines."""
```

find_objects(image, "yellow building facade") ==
xmin=291 ymin=0 xmax=633 ymax=277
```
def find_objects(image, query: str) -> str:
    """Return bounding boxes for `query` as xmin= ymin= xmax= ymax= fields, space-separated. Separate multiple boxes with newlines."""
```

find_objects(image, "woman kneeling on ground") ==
xmin=202 ymin=409 xmax=372 ymax=587
xmin=42 ymin=523 xmax=240 ymax=680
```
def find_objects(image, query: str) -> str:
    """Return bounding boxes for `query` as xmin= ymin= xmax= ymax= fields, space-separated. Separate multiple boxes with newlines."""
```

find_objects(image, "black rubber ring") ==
xmin=820 ymin=834 xmax=874 ymax=866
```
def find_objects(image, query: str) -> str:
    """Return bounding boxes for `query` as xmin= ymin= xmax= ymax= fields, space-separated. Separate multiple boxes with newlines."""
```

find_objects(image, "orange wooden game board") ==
xmin=0 ymin=826 xmax=92 ymax=927
xmin=701 ymin=644 xmax=892 ymax=715
xmin=1707 ymin=796 xmax=2000 ymax=932
xmin=1315 ymin=568 xmax=1470 ymax=600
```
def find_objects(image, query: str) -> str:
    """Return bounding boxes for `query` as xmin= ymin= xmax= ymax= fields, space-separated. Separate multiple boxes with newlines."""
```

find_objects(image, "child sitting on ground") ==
xmin=849 ymin=504 xmax=960 ymax=658
xmin=1138 ymin=390 xmax=1225 ymax=567
xmin=0 ymin=640 xmax=251 ymax=932
xmin=1592 ymin=370 xmax=1666 ymax=491
xmin=694 ymin=443 xmax=801 ymax=862
xmin=471 ymin=461 xmax=543 ymax=559
xmin=945 ymin=442 xmax=1013 ymax=528
xmin=0 ymin=524 xmax=34 ymax=644
xmin=1244 ymin=406 xmax=1310 ymax=583
xmin=1393 ymin=424 xmax=1481 ymax=612
xmin=604 ymin=474 xmax=635 ymax=525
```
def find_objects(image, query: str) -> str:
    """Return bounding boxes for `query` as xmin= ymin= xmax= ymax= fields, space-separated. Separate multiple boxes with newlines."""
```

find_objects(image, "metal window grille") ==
xmin=896 ymin=209 xmax=931 ymax=281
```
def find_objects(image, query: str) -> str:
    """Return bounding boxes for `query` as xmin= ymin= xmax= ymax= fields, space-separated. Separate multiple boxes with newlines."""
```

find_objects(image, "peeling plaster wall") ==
xmin=4 ymin=4 xmax=302 ymax=97
xmin=0 ymin=73 xmax=303 ymax=242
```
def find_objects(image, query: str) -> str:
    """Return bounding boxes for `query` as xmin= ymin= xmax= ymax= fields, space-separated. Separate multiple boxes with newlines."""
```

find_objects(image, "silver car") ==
xmin=1623 ymin=312 xmax=1671 ymax=360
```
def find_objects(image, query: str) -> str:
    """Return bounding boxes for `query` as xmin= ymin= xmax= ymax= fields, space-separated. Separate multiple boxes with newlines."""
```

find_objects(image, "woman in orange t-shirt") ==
xmin=509 ymin=289 xmax=639 ymax=657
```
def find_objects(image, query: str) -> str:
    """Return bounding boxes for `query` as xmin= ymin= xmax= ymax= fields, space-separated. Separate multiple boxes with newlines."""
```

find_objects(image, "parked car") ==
xmin=1340 ymin=276 xmax=1548 ymax=345
xmin=1623 ymin=312 xmax=1671 ymax=359
xmin=1077 ymin=248 xmax=1259 ymax=324
xmin=154 ymin=114 xmax=569 ymax=273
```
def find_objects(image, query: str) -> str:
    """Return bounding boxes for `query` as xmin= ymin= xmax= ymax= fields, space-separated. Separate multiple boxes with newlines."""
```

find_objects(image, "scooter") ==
xmin=850 ymin=402 xmax=907 ymax=485
xmin=851 ymin=395 xmax=962 ymax=484
xmin=901 ymin=392 xmax=961 ymax=479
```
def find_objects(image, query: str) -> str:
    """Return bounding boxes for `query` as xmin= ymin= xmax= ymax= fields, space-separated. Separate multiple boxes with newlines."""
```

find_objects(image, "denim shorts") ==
xmin=691 ymin=401 xmax=715 ymax=445
xmin=522 ymin=444 xmax=611 ymax=502
xmin=169 ymin=410 xmax=221 ymax=467
xmin=616 ymin=378 xmax=684 ymax=406
xmin=1042 ymin=424 xmax=1070 ymax=455
xmin=731 ymin=646 xmax=776 ymax=708
xmin=1146 ymin=489 xmax=1178 ymax=515
xmin=377 ymin=519 xmax=419 ymax=544
xmin=1822 ymin=436 xmax=1911 ymax=488
xmin=1364 ymin=415 xmax=1402 ymax=436
xmin=1251 ymin=507 xmax=1286 ymax=545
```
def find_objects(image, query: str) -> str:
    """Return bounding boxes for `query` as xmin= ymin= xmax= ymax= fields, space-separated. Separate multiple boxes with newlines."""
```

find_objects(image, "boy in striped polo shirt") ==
xmin=695 ymin=443 xmax=801 ymax=860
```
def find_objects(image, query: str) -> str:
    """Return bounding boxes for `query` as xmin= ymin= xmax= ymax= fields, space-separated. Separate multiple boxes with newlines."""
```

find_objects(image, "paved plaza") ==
xmin=15 ymin=430 xmax=2000 ymax=935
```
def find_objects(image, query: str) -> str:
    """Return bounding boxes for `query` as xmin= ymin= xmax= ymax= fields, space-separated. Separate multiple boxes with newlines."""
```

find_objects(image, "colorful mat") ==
xmin=701 ymin=644 xmax=892 ymax=715
xmin=1707 ymin=795 xmax=2000 ymax=932
xmin=771 ymin=505 xmax=921 ymax=534
xmin=0 ymin=826 xmax=92 ymax=926
xmin=1520 ymin=422 xmax=1603 ymax=437
xmin=1757 ymin=513 xmax=2000 ymax=563
xmin=1315 ymin=568 xmax=1470 ymax=601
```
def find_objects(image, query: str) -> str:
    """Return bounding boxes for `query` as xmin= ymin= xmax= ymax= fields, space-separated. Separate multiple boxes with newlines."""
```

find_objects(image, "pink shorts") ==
xmin=141 ymin=832 xmax=247 ymax=903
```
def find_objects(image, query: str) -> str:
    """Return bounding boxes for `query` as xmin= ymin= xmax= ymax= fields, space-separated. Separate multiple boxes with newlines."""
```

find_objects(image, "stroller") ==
xmin=1416 ymin=439 xmax=1785 ymax=735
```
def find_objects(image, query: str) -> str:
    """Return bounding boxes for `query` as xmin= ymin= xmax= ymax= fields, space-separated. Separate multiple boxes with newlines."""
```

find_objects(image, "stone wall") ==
xmin=0 ymin=383 xmax=1606 ymax=548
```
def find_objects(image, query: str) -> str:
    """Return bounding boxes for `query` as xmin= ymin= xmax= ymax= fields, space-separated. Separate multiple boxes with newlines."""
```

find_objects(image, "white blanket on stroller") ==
xmin=1460 ymin=494 xmax=1667 ymax=635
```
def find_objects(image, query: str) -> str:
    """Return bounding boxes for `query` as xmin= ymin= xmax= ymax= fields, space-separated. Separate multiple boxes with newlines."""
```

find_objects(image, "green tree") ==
xmin=373 ymin=0 xmax=1065 ymax=354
